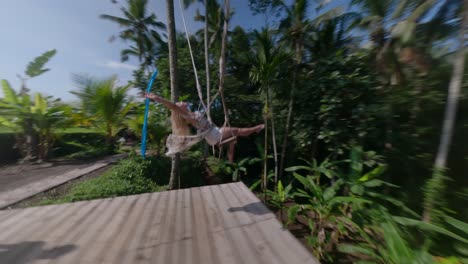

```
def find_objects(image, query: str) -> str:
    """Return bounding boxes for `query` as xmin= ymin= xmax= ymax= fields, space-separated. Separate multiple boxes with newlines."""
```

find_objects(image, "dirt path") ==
xmin=0 ymin=160 xmax=93 ymax=192
xmin=0 ymin=155 xmax=124 ymax=209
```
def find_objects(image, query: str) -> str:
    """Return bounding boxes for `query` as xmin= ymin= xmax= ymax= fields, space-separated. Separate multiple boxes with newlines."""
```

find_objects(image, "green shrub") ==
xmin=0 ymin=131 xmax=108 ymax=161
xmin=53 ymin=132 xmax=107 ymax=158
xmin=179 ymin=150 xmax=206 ymax=187
xmin=40 ymin=156 xmax=170 ymax=204
xmin=0 ymin=133 xmax=20 ymax=161
xmin=64 ymin=142 xmax=109 ymax=160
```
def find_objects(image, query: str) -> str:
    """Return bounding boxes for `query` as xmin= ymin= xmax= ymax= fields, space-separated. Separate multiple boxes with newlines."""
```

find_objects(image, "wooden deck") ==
xmin=0 ymin=182 xmax=319 ymax=264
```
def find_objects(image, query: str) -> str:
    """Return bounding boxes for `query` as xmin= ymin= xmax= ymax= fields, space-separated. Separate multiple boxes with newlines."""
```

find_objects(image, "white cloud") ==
xmin=101 ymin=61 xmax=138 ymax=71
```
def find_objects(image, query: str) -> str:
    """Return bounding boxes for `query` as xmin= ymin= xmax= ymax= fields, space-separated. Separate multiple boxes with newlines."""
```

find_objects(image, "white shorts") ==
xmin=204 ymin=126 xmax=223 ymax=145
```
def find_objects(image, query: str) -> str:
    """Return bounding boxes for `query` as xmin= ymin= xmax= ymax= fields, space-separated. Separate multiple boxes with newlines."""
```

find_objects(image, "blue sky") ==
xmin=0 ymin=0 xmax=349 ymax=101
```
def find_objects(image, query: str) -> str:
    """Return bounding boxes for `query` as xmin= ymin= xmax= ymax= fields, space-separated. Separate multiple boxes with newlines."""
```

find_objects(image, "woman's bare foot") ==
xmin=255 ymin=124 xmax=265 ymax=133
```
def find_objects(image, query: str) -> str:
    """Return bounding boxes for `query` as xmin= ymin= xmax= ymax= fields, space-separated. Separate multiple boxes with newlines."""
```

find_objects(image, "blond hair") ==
xmin=171 ymin=112 xmax=191 ymax=136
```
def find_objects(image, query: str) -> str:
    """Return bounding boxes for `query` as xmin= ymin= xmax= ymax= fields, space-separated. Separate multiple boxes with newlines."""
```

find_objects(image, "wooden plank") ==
xmin=209 ymin=185 xmax=242 ymax=229
xmin=200 ymin=184 xmax=223 ymax=232
xmin=32 ymin=200 xmax=114 ymax=264
xmin=200 ymin=186 xmax=239 ymax=264
xmin=153 ymin=189 xmax=178 ymax=264
xmin=116 ymin=192 xmax=161 ymax=264
xmin=173 ymin=188 xmax=187 ymax=241
xmin=229 ymin=182 xmax=276 ymax=222
xmin=6 ymin=200 xmax=102 ymax=264
xmin=0 ymin=205 xmax=59 ymax=243
xmin=137 ymin=190 xmax=169 ymax=264
xmin=219 ymin=183 xmax=254 ymax=227
xmin=239 ymin=221 xmax=284 ymax=264
xmin=80 ymin=195 xmax=141 ymax=264
xmin=169 ymin=188 xmax=187 ymax=264
xmin=227 ymin=225 xmax=264 ymax=264
xmin=181 ymin=188 xmax=194 ymax=264
xmin=0 ymin=204 xmax=50 ymax=231
xmin=191 ymin=187 xmax=216 ymax=264
xmin=48 ymin=199 xmax=113 ymax=246
xmin=55 ymin=196 xmax=134 ymax=264
xmin=99 ymin=193 xmax=151 ymax=264
xmin=257 ymin=218 xmax=319 ymax=264
xmin=0 ymin=183 xmax=319 ymax=264
xmin=0 ymin=208 xmax=24 ymax=223
xmin=0 ymin=204 xmax=73 ymax=264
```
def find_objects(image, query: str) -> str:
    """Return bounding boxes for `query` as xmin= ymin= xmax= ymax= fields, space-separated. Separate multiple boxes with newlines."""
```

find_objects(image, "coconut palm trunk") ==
xmin=23 ymin=117 xmax=37 ymax=161
xmin=166 ymin=0 xmax=181 ymax=190
xmin=204 ymin=0 xmax=212 ymax=121
xmin=218 ymin=0 xmax=230 ymax=126
xmin=423 ymin=0 xmax=467 ymax=223
xmin=279 ymin=41 xmax=302 ymax=179
xmin=263 ymin=109 xmax=269 ymax=200
xmin=267 ymin=86 xmax=279 ymax=189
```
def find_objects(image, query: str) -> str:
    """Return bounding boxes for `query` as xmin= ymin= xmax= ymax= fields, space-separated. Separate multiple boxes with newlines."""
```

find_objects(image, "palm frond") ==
xmin=25 ymin=49 xmax=57 ymax=78
xmin=99 ymin=14 xmax=133 ymax=26
xmin=1 ymin=80 xmax=18 ymax=105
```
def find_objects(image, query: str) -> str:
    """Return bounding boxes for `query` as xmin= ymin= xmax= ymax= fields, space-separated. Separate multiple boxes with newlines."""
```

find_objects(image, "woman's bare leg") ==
xmin=227 ymin=141 xmax=236 ymax=163
xmin=221 ymin=124 xmax=265 ymax=140
xmin=221 ymin=124 xmax=263 ymax=163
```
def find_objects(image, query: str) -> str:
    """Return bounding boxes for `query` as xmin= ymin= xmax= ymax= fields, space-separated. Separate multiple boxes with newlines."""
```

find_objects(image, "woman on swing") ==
xmin=145 ymin=93 xmax=264 ymax=161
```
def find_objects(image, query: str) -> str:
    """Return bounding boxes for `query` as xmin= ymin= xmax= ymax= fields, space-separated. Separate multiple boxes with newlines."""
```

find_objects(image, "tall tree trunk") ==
xmin=410 ymin=78 xmax=423 ymax=123
xmin=279 ymin=40 xmax=302 ymax=179
xmin=267 ymin=86 xmax=278 ymax=190
xmin=23 ymin=118 xmax=36 ymax=162
xmin=106 ymin=123 xmax=113 ymax=153
xmin=166 ymin=0 xmax=180 ymax=190
xmin=263 ymin=109 xmax=268 ymax=201
xmin=423 ymin=0 xmax=467 ymax=223
xmin=204 ymin=0 xmax=211 ymax=122
xmin=218 ymin=0 xmax=230 ymax=126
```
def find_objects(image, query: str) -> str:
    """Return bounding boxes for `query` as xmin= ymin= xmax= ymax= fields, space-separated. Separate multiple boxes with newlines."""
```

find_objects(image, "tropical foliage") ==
xmin=0 ymin=50 xmax=71 ymax=161
xmin=71 ymin=75 xmax=135 ymax=152
xmin=1 ymin=0 xmax=468 ymax=262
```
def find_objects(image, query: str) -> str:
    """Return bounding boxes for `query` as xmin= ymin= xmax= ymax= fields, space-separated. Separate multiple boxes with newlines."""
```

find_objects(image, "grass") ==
xmin=0 ymin=127 xmax=100 ymax=134
xmin=0 ymin=127 xmax=14 ymax=134
xmin=39 ymin=156 xmax=169 ymax=205
xmin=54 ymin=127 xmax=101 ymax=134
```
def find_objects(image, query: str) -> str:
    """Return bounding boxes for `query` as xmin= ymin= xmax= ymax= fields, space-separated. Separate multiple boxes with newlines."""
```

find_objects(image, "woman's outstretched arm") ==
xmin=145 ymin=93 xmax=190 ymax=116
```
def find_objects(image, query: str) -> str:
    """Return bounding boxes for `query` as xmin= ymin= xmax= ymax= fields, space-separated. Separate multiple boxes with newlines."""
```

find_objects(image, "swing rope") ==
xmin=177 ymin=0 xmax=232 ymax=128
xmin=177 ymin=0 xmax=207 ymax=114
xmin=134 ymin=0 xmax=237 ymax=163
xmin=218 ymin=0 xmax=231 ymax=128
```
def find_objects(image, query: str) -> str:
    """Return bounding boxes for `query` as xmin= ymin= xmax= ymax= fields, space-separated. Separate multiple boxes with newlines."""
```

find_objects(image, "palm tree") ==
xmin=350 ymin=0 xmax=395 ymax=47
xmin=306 ymin=11 xmax=360 ymax=58
xmin=423 ymin=0 xmax=467 ymax=223
xmin=394 ymin=0 xmax=460 ymax=122
xmin=31 ymin=94 xmax=72 ymax=160
xmin=166 ymin=0 xmax=181 ymax=190
xmin=100 ymin=0 xmax=166 ymax=74
xmin=250 ymin=29 xmax=289 ymax=188
xmin=0 ymin=50 xmax=57 ymax=161
xmin=278 ymin=0 xmax=312 ymax=179
xmin=71 ymin=75 xmax=134 ymax=152
xmin=0 ymin=80 xmax=35 ymax=159
xmin=218 ymin=0 xmax=231 ymax=126
xmin=0 ymin=81 xmax=71 ymax=161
